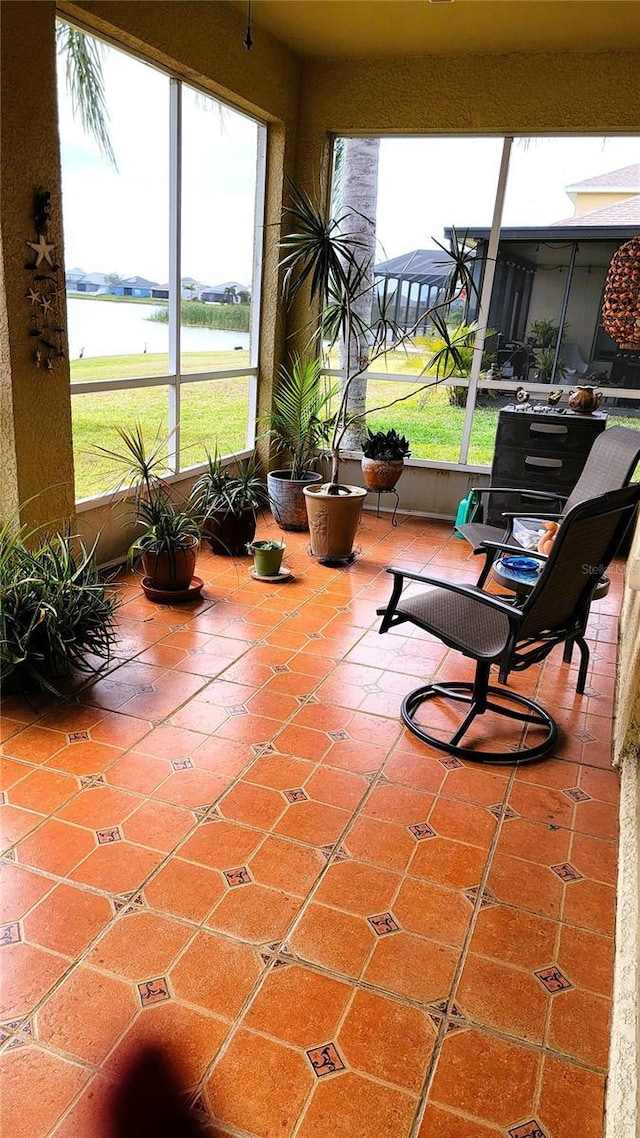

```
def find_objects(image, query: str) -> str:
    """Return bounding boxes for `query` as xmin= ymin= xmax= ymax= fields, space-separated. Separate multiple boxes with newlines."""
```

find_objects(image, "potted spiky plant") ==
xmin=361 ymin=428 xmax=411 ymax=491
xmin=263 ymin=355 xmax=335 ymax=532
xmin=190 ymin=450 xmax=269 ymax=556
xmin=96 ymin=423 xmax=202 ymax=598
xmin=279 ymin=184 xmax=477 ymax=561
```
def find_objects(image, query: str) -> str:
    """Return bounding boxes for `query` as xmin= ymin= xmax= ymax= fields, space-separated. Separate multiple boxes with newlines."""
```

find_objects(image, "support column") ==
xmin=0 ymin=2 xmax=75 ymax=531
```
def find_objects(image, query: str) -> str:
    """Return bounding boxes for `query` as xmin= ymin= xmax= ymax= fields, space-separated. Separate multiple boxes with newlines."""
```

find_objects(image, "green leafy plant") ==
xmin=263 ymin=356 xmax=336 ymax=479
xmin=534 ymin=346 xmax=567 ymax=381
xmin=527 ymin=318 xmax=568 ymax=349
xmin=95 ymin=422 xmax=201 ymax=568
xmin=0 ymin=515 xmax=118 ymax=696
xmin=362 ymin=428 xmax=411 ymax=461
xmin=190 ymin=450 xmax=269 ymax=519
xmin=279 ymin=181 xmax=478 ymax=489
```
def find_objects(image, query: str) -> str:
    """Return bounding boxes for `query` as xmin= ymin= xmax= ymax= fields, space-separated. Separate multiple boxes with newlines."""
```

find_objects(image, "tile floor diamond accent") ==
xmin=364 ymin=684 xmax=381 ymax=694
xmin=193 ymin=805 xmax=221 ymax=822
xmin=96 ymin=826 xmax=123 ymax=845
xmin=487 ymin=803 xmax=519 ymax=820
xmin=1 ymin=923 xmax=22 ymax=945
xmin=171 ymin=758 xmax=194 ymax=771
xmin=138 ymin=977 xmax=171 ymax=1006
xmin=534 ymin=965 xmax=573 ymax=993
xmin=283 ymin=788 xmax=308 ymax=803
xmin=574 ymin=730 xmax=597 ymax=744
xmin=112 ymin=891 xmax=146 ymax=915
xmin=408 ymin=822 xmax=437 ymax=840
xmin=271 ymin=664 xmax=290 ymax=673
xmin=224 ymin=866 xmax=252 ymax=887
xmin=79 ymin=774 xmax=106 ymax=789
xmin=229 ymin=705 xmax=248 ymax=716
xmin=367 ymin=912 xmax=400 ymax=936
xmin=439 ymin=755 xmax=464 ymax=770
xmin=306 ymin=1041 xmax=346 ymax=1078
xmin=508 ymin=1122 xmax=548 ymax=1138
xmin=550 ymin=862 xmax=584 ymax=882
xmin=463 ymin=885 xmax=498 ymax=908
xmin=134 ymin=683 xmax=156 ymax=694
xmin=328 ymin=730 xmax=349 ymax=742
xmin=562 ymin=787 xmax=592 ymax=802
xmin=67 ymin=730 xmax=90 ymax=743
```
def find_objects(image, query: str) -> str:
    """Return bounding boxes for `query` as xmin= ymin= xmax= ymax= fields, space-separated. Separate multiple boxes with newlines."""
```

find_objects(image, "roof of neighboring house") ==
xmin=66 ymin=267 xmax=86 ymax=279
xmin=565 ymin=163 xmax=640 ymax=193
xmin=122 ymin=276 xmax=158 ymax=288
xmin=206 ymin=280 xmax=250 ymax=292
xmin=81 ymin=272 xmax=109 ymax=286
xmin=373 ymin=248 xmax=452 ymax=285
xmin=550 ymin=195 xmax=640 ymax=227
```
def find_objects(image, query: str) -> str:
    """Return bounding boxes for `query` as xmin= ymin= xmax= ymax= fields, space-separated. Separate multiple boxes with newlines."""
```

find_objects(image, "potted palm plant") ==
xmin=279 ymin=184 xmax=476 ymax=561
xmin=361 ymin=428 xmax=411 ymax=491
xmin=190 ymin=451 xmax=269 ymax=556
xmin=263 ymin=355 xmax=335 ymax=531
xmin=96 ymin=424 xmax=202 ymax=599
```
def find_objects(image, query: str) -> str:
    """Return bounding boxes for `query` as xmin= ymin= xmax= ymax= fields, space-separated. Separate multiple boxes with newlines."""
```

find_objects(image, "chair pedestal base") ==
xmin=401 ymin=681 xmax=557 ymax=765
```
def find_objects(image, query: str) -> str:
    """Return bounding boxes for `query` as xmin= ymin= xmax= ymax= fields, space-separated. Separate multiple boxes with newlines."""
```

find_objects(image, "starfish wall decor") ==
xmin=24 ymin=188 xmax=67 ymax=371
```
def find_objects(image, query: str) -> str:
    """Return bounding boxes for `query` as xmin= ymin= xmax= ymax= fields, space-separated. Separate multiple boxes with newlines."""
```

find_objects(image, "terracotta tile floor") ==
xmin=0 ymin=511 xmax=621 ymax=1138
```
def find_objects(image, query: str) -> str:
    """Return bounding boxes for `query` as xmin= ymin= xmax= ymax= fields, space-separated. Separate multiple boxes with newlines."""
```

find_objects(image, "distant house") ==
xmin=121 ymin=276 xmax=157 ymax=298
xmin=72 ymin=272 xmax=109 ymax=294
xmin=200 ymin=280 xmax=251 ymax=304
xmin=65 ymin=267 xmax=86 ymax=289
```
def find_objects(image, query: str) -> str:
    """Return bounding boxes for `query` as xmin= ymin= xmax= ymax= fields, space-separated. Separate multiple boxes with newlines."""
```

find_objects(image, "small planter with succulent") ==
xmin=190 ymin=451 xmax=269 ymax=556
xmin=361 ymin=428 xmax=411 ymax=492
xmin=97 ymin=423 xmax=202 ymax=600
xmin=246 ymin=538 xmax=286 ymax=578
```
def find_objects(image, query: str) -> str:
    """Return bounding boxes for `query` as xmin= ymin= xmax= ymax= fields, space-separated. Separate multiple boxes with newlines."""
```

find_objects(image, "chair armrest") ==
xmin=471 ymin=486 xmax=568 ymax=502
xmin=384 ymin=566 xmax=524 ymax=618
xmin=499 ymin=510 xmax=562 ymax=521
xmin=479 ymin=541 xmax=548 ymax=561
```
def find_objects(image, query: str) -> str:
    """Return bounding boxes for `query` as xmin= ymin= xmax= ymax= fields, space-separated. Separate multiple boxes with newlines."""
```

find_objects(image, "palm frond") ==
xmin=56 ymin=21 xmax=117 ymax=170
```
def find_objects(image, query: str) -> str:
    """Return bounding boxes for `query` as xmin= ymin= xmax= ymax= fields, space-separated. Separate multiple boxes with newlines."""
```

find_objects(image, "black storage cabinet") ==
xmin=485 ymin=405 xmax=607 ymax=526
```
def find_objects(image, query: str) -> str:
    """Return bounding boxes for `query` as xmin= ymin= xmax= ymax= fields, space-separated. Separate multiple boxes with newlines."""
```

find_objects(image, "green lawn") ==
xmin=70 ymin=351 xmax=639 ymax=500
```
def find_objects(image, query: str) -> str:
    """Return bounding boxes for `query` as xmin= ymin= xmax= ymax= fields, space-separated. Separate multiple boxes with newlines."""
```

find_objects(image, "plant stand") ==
xmin=364 ymin=487 xmax=400 ymax=527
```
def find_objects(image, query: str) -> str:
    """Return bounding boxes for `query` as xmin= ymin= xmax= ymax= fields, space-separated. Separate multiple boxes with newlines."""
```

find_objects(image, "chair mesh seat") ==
xmin=457 ymin=520 xmax=505 ymax=550
xmin=397 ymin=587 xmax=512 ymax=658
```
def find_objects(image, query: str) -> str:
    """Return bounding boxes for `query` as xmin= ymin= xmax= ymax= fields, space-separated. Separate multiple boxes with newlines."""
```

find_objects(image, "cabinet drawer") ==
xmin=496 ymin=415 xmax=606 ymax=454
xmin=490 ymin=447 xmax=587 ymax=491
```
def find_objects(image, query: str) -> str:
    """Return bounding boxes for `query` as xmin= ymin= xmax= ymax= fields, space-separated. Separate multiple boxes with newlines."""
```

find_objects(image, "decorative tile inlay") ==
xmin=79 ymin=773 xmax=106 ymax=789
xmin=534 ymin=966 xmax=572 ymax=994
xmin=229 ymin=616 xmax=246 ymax=624
xmin=169 ymin=625 xmax=186 ymax=631
xmin=134 ymin=684 xmax=156 ymax=694
xmin=487 ymin=803 xmax=519 ymax=820
xmin=463 ymin=885 xmax=497 ymax=909
xmin=224 ymin=866 xmax=252 ymax=887
xmin=0 ymin=923 xmax=21 ymax=946
xmin=562 ymin=786 xmax=591 ymax=803
xmin=574 ymin=730 xmax=596 ymax=744
xmin=307 ymin=632 xmax=323 ymax=640
xmin=283 ymin=788 xmax=308 ymax=804
xmin=251 ymin=742 xmax=275 ymax=757
xmin=364 ymin=684 xmax=381 ymax=694
xmin=228 ymin=705 xmax=248 ymax=717
xmin=2 ymin=850 xmax=16 ymax=862
xmin=508 ymin=1121 xmax=547 ymax=1138
xmin=96 ymin=826 xmax=122 ymax=845
xmin=171 ymin=758 xmax=194 ymax=771
xmin=427 ymin=999 xmax=468 ymax=1033
xmin=188 ymin=647 xmax=207 ymax=656
xmin=138 ymin=977 xmax=170 ymax=1007
xmin=550 ymin=862 xmax=583 ymax=883
xmin=328 ymin=730 xmax=349 ymax=742
xmin=438 ymin=755 xmax=464 ymax=770
xmin=306 ymin=1042 xmax=346 ymax=1078
xmin=271 ymin=664 xmax=290 ymax=674
xmin=193 ymin=805 xmax=221 ymax=823
xmin=2 ymin=1017 xmax=36 ymax=1050
xmin=408 ymin=822 xmax=437 ymax=841
xmin=362 ymin=771 xmax=378 ymax=784
xmin=367 ymin=912 xmax=400 ymax=936
xmin=333 ymin=845 xmax=350 ymax=862
xmin=67 ymin=730 xmax=90 ymax=743
xmin=112 ymin=892 xmax=145 ymax=915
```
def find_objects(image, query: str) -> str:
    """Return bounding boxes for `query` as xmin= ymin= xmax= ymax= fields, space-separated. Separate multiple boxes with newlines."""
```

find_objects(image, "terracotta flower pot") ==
xmin=303 ymin=483 xmax=367 ymax=561
xmin=141 ymin=536 xmax=198 ymax=591
xmin=361 ymin=457 xmax=405 ymax=492
xmin=267 ymin=469 xmax=323 ymax=531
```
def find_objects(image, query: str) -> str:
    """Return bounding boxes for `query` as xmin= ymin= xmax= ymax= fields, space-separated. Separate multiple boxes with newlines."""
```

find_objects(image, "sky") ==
xmin=57 ymin=30 xmax=639 ymax=283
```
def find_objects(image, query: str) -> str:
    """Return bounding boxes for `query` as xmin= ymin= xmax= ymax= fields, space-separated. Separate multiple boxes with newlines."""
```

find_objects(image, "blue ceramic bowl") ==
xmin=501 ymin=556 xmax=540 ymax=574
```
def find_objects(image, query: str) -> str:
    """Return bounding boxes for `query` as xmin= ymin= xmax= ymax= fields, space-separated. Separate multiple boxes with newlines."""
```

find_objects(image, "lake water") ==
xmin=67 ymin=297 xmax=250 ymax=360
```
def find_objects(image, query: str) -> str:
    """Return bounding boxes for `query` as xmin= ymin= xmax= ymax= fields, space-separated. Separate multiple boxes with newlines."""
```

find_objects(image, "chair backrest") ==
xmin=519 ymin=482 xmax=640 ymax=640
xmin=564 ymin=425 xmax=640 ymax=513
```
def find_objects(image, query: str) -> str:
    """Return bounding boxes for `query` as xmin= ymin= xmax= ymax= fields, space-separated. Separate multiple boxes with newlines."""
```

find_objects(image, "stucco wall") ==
xmin=0 ymin=2 xmax=75 ymax=531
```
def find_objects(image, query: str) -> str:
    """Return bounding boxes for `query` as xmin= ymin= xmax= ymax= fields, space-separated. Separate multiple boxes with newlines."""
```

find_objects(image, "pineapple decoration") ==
xmin=24 ymin=188 xmax=66 ymax=371
xmin=601 ymin=235 xmax=640 ymax=351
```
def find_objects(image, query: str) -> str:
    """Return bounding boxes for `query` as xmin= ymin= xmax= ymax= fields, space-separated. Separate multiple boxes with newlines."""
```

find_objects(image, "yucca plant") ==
xmin=0 ymin=515 xmax=118 ymax=696
xmin=279 ymin=181 xmax=479 ymax=490
xmin=190 ymin=450 xmax=269 ymax=556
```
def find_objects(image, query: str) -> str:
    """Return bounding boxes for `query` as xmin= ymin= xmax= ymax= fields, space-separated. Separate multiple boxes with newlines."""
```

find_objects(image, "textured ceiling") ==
xmin=227 ymin=1 xmax=640 ymax=58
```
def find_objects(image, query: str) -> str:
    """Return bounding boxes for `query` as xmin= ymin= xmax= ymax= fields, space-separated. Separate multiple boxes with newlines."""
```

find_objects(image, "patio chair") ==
xmin=460 ymin=424 xmax=640 ymax=587
xmin=377 ymin=484 xmax=640 ymax=764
